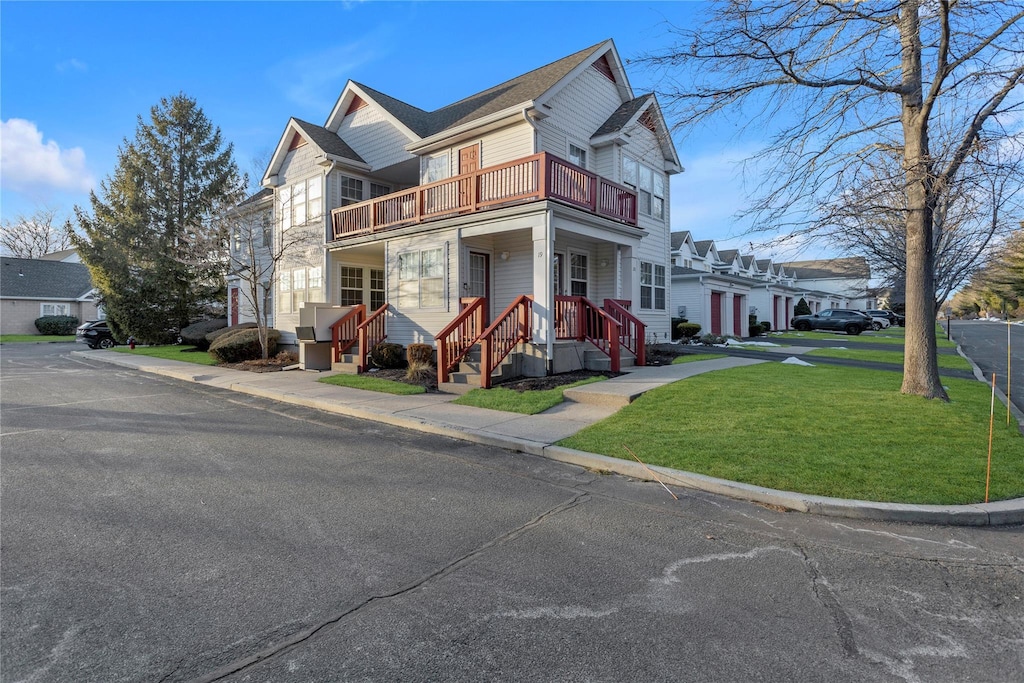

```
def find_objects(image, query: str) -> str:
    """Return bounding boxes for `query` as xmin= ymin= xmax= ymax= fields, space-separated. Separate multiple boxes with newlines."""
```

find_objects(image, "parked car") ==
xmin=790 ymin=309 xmax=874 ymax=335
xmin=75 ymin=320 xmax=118 ymax=349
xmin=858 ymin=311 xmax=891 ymax=331
xmin=867 ymin=309 xmax=905 ymax=326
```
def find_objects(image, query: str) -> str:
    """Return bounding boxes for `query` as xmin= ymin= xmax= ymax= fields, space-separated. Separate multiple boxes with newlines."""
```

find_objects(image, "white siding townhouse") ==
xmin=251 ymin=40 xmax=682 ymax=387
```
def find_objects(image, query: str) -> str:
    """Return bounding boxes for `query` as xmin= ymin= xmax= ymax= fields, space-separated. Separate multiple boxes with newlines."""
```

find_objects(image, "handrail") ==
xmin=330 ymin=305 xmax=365 ymax=363
xmin=554 ymin=295 xmax=622 ymax=372
xmin=356 ymin=304 xmax=389 ymax=372
xmin=479 ymin=295 xmax=533 ymax=389
xmin=604 ymin=298 xmax=646 ymax=366
xmin=331 ymin=152 xmax=638 ymax=239
xmin=435 ymin=297 xmax=487 ymax=383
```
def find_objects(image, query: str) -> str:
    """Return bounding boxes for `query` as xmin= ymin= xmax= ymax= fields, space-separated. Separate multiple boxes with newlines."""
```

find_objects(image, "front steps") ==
xmin=331 ymin=352 xmax=360 ymax=374
xmin=583 ymin=347 xmax=637 ymax=373
xmin=439 ymin=346 xmax=520 ymax=394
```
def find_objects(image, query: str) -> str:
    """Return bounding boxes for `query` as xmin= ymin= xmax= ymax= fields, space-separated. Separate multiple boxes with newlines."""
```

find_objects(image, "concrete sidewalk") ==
xmin=73 ymin=349 xmax=1023 ymax=526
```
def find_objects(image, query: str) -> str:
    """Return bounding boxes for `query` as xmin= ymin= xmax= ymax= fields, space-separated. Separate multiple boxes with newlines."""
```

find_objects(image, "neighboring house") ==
xmin=0 ymin=257 xmax=99 ymax=334
xmin=258 ymin=40 xmax=681 ymax=386
xmin=225 ymin=188 xmax=275 ymax=328
xmin=669 ymin=234 xmax=867 ymax=335
xmin=780 ymin=258 xmax=874 ymax=309
xmin=39 ymin=248 xmax=81 ymax=263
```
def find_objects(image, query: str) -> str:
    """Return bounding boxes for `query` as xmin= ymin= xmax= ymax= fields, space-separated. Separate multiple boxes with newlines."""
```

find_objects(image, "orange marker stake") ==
xmin=986 ymin=373 xmax=995 ymax=504
xmin=623 ymin=445 xmax=679 ymax=500
xmin=1007 ymin=321 xmax=1012 ymax=426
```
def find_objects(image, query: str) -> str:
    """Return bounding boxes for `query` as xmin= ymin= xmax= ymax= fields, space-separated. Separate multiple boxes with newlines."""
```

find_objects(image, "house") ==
xmin=258 ymin=40 xmax=681 ymax=387
xmin=225 ymin=188 xmax=275 ymax=328
xmin=0 ymin=256 xmax=99 ymax=334
xmin=669 ymin=234 xmax=867 ymax=335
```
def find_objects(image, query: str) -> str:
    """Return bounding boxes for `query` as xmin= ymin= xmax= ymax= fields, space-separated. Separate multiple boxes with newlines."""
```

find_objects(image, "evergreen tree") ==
xmin=794 ymin=298 xmax=812 ymax=317
xmin=72 ymin=94 xmax=243 ymax=343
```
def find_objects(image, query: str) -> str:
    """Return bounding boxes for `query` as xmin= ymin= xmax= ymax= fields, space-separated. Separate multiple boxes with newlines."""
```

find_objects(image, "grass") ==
xmin=807 ymin=347 xmax=973 ymax=371
xmin=318 ymin=373 xmax=425 ymax=395
xmin=112 ymin=345 xmax=220 ymax=366
xmin=558 ymin=363 xmax=1024 ymax=504
xmin=454 ymin=376 xmax=606 ymax=414
xmin=0 ymin=334 xmax=76 ymax=343
xmin=671 ymin=353 xmax=729 ymax=364
xmin=772 ymin=326 xmax=956 ymax=349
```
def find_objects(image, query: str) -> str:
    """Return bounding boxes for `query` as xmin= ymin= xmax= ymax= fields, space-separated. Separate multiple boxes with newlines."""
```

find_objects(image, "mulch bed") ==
xmin=645 ymin=343 xmax=690 ymax=366
xmin=363 ymin=367 xmax=618 ymax=392
xmin=218 ymin=352 xmax=299 ymax=373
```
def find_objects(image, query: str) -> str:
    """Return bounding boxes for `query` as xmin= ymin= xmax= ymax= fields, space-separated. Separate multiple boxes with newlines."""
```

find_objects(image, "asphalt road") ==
xmin=943 ymin=319 xmax=1024 ymax=415
xmin=2 ymin=343 xmax=1022 ymax=682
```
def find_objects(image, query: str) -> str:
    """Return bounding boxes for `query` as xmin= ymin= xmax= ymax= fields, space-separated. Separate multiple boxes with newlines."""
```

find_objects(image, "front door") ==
xmin=458 ymin=145 xmax=479 ymax=208
xmin=468 ymin=251 xmax=489 ymax=300
xmin=230 ymin=287 xmax=239 ymax=326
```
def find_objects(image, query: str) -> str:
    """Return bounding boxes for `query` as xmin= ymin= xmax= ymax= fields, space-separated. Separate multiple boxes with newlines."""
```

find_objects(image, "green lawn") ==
xmin=773 ymin=327 xmax=956 ymax=349
xmin=558 ymin=363 xmax=1024 ymax=504
xmin=318 ymin=373 xmax=425 ymax=395
xmin=454 ymin=376 xmax=606 ymax=414
xmin=671 ymin=353 xmax=729 ymax=364
xmin=112 ymin=345 xmax=220 ymax=366
xmin=807 ymin=347 xmax=973 ymax=371
xmin=0 ymin=334 xmax=76 ymax=343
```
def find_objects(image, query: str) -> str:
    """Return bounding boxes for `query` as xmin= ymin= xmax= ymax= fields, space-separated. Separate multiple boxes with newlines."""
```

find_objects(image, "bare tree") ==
xmin=224 ymin=190 xmax=318 ymax=360
xmin=0 ymin=206 xmax=73 ymax=258
xmin=645 ymin=0 xmax=1024 ymax=400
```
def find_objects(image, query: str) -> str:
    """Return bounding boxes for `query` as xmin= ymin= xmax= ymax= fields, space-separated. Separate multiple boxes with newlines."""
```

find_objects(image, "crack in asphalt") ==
xmin=795 ymin=544 xmax=860 ymax=659
xmin=183 ymin=492 xmax=590 ymax=683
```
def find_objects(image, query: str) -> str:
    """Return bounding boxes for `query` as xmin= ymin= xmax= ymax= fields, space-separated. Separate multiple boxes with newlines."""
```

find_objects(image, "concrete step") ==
xmin=331 ymin=355 xmax=360 ymax=374
xmin=583 ymin=349 xmax=637 ymax=372
xmin=438 ymin=381 xmax=476 ymax=395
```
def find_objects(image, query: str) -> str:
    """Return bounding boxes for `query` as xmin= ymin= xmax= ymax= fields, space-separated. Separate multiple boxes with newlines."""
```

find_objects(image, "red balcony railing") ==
xmin=331 ymin=153 xmax=637 ymax=240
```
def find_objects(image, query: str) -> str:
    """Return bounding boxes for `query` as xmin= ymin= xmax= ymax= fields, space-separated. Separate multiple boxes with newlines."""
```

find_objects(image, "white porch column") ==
xmin=725 ymin=292 xmax=736 ymax=336
xmin=531 ymin=213 xmax=554 ymax=356
xmin=703 ymin=288 xmax=713 ymax=337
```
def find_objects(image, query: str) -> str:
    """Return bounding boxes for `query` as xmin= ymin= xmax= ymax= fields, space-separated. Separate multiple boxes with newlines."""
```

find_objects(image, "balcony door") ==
xmin=458 ymin=144 xmax=479 ymax=208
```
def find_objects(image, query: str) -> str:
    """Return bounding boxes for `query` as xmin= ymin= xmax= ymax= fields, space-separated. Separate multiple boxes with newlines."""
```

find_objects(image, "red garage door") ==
xmin=710 ymin=292 xmax=723 ymax=335
xmin=733 ymin=296 xmax=743 ymax=337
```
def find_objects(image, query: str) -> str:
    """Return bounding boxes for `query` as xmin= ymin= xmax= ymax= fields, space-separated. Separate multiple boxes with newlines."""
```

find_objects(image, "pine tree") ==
xmin=73 ymin=94 xmax=243 ymax=343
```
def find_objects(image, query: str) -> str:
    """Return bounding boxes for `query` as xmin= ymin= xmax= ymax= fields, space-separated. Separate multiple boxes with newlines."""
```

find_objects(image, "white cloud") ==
xmin=0 ymin=119 xmax=95 ymax=194
xmin=55 ymin=58 xmax=87 ymax=73
xmin=268 ymin=35 xmax=388 ymax=110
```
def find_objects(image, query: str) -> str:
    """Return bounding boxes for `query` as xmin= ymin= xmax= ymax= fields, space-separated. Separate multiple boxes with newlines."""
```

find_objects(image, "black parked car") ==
xmin=790 ymin=309 xmax=874 ymax=335
xmin=75 ymin=320 xmax=118 ymax=349
xmin=866 ymin=309 xmax=905 ymax=326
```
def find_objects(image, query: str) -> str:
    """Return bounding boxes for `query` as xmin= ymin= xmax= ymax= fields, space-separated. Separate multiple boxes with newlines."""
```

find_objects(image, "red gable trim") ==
xmin=288 ymin=132 xmax=308 ymax=151
xmin=592 ymin=54 xmax=615 ymax=83
xmin=346 ymin=94 xmax=367 ymax=116
xmin=638 ymin=109 xmax=656 ymax=133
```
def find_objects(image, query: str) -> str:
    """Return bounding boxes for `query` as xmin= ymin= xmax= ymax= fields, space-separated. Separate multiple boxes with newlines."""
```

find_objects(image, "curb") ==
xmin=955 ymin=343 xmax=1024 ymax=433
xmin=73 ymin=350 xmax=1024 ymax=527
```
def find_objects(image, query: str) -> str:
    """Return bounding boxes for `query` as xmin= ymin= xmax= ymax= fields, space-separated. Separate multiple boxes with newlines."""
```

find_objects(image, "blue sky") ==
xmin=0 ymin=1 xmax=790 ymax=256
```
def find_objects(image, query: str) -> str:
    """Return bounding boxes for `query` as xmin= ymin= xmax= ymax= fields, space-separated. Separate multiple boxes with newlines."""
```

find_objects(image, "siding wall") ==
xmin=536 ymin=67 xmax=622 ymax=166
xmin=418 ymin=123 xmax=534 ymax=184
xmin=338 ymin=106 xmax=416 ymax=170
xmin=671 ymin=280 xmax=703 ymax=322
xmin=385 ymin=228 xmax=458 ymax=346
xmin=0 ymin=299 xmax=99 ymax=335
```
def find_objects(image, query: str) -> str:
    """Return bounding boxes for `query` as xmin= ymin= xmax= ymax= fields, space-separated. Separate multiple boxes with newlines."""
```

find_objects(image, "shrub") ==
xmin=208 ymin=328 xmax=280 ymax=363
xmin=794 ymin=297 xmax=812 ymax=316
xmin=181 ymin=318 xmax=227 ymax=350
xmin=407 ymin=343 xmax=434 ymax=365
xmin=205 ymin=322 xmax=257 ymax=345
xmin=670 ymin=317 xmax=689 ymax=340
xmin=760 ymin=321 xmax=772 ymax=333
xmin=699 ymin=333 xmax=726 ymax=346
xmin=405 ymin=359 xmax=435 ymax=384
xmin=677 ymin=322 xmax=702 ymax=339
xmin=749 ymin=324 xmax=763 ymax=337
xmin=370 ymin=342 xmax=405 ymax=369
xmin=34 ymin=315 xmax=79 ymax=335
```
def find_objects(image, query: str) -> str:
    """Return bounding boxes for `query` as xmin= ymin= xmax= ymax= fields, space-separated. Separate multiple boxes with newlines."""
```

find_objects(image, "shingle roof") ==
xmin=293 ymin=118 xmax=365 ymax=163
xmin=670 ymin=231 xmax=691 ymax=251
xmin=352 ymin=42 xmax=608 ymax=139
xmin=592 ymin=94 xmax=652 ymax=138
xmin=671 ymin=266 xmax=705 ymax=276
xmin=741 ymin=255 xmax=756 ymax=270
xmin=780 ymin=257 xmax=870 ymax=280
xmin=238 ymin=188 xmax=272 ymax=207
xmin=717 ymin=249 xmax=739 ymax=263
xmin=1 ymin=257 xmax=94 ymax=299
xmin=693 ymin=240 xmax=715 ymax=257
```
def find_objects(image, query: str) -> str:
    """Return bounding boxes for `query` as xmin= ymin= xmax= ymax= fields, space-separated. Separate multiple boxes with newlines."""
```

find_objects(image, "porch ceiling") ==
xmin=327 ymin=242 xmax=385 ymax=260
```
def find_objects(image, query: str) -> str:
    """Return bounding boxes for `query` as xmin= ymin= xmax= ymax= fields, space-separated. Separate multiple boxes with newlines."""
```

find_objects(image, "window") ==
xmin=425 ymin=155 xmax=449 ymax=183
xmin=340 ymin=176 xmax=363 ymax=206
xmin=640 ymin=262 xmax=666 ymax=310
xmin=569 ymin=143 xmax=587 ymax=169
xmin=282 ymin=266 xmax=323 ymax=313
xmin=370 ymin=183 xmax=391 ymax=199
xmin=570 ymin=252 xmax=588 ymax=297
xmin=623 ymin=156 xmax=665 ymax=219
xmin=399 ymin=247 xmax=445 ymax=308
xmin=340 ymin=266 xmax=364 ymax=306
xmin=280 ymin=177 xmax=322 ymax=229
xmin=370 ymin=268 xmax=386 ymax=310
xmin=41 ymin=303 xmax=70 ymax=317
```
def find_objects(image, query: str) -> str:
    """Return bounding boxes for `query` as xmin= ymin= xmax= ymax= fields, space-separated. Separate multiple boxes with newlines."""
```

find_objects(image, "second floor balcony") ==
xmin=331 ymin=152 xmax=638 ymax=241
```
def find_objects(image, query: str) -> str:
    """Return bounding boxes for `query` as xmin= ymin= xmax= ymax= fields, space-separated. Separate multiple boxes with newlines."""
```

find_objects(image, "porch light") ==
xmin=499 ymin=251 xmax=510 ymax=261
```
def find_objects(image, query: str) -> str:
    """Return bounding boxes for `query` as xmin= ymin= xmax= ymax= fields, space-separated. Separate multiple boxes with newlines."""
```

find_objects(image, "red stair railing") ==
xmin=330 ymin=305 xmax=366 ymax=363
xmin=479 ymin=295 xmax=533 ymax=389
xmin=435 ymin=297 xmax=487 ymax=383
xmin=604 ymin=298 xmax=646 ymax=366
xmin=356 ymin=304 xmax=389 ymax=372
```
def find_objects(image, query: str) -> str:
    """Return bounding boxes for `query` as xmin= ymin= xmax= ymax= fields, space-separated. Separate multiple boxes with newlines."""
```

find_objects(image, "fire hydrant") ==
xmin=128 ymin=336 xmax=136 ymax=350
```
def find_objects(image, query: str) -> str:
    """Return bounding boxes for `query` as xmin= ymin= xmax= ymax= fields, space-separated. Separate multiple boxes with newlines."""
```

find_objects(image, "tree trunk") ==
xmin=899 ymin=0 xmax=948 ymax=400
